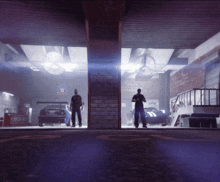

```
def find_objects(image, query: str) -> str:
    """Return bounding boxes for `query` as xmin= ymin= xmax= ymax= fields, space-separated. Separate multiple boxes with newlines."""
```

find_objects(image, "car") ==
xmin=38 ymin=102 xmax=71 ymax=127
xmin=126 ymin=107 xmax=170 ymax=126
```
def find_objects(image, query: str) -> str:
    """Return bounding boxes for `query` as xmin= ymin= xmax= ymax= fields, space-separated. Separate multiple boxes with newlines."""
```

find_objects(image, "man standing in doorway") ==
xmin=70 ymin=89 xmax=83 ymax=127
xmin=132 ymin=88 xmax=147 ymax=128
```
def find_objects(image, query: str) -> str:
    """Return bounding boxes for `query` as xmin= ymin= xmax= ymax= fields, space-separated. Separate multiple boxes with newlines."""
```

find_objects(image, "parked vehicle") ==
xmin=126 ymin=107 xmax=169 ymax=126
xmin=38 ymin=103 xmax=71 ymax=127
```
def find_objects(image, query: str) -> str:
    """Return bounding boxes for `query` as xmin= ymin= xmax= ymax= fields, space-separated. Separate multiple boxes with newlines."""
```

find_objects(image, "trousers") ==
xmin=71 ymin=108 xmax=82 ymax=126
xmin=134 ymin=107 xmax=146 ymax=127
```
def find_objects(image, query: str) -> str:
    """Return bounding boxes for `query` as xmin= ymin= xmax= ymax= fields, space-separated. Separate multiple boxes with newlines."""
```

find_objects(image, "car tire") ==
xmin=66 ymin=119 xmax=70 ymax=126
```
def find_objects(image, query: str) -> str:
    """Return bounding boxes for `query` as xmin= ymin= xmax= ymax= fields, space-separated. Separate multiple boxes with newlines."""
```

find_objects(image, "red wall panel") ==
xmin=170 ymin=46 xmax=220 ymax=97
xmin=170 ymin=65 xmax=205 ymax=97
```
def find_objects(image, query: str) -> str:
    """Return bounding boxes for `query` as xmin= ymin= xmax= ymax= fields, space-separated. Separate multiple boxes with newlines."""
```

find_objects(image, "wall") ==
xmin=0 ymin=92 xmax=19 ymax=118
xmin=170 ymin=32 xmax=220 ymax=98
xmin=189 ymin=32 xmax=220 ymax=64
xmin=170 ymin=65 xmax=205 ymax=97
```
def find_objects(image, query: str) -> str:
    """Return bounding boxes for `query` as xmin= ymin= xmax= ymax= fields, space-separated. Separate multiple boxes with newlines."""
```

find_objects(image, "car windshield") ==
xmin=46 ymin=105 xmax=66 ymax=109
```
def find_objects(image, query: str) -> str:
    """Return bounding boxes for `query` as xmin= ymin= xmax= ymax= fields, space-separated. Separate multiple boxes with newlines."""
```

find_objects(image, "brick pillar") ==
xmin=84 ymin=1 xmax=124 ymax=129
xmin=88 ymin=40 xmax=121 ymax=129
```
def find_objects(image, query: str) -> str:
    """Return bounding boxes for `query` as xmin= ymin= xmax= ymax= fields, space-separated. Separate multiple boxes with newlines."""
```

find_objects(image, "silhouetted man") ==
xmin=132 ymin=88 xmax=147 ymax=128
xmin=70 ymin=89 xmax=82 ymax=127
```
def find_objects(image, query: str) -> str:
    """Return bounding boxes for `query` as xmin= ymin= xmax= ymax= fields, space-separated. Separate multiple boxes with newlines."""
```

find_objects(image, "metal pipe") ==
xmin=200 ymin=90 xmax=202 ymax=105
xmin=194 ymin=90 xmax=196 ymax=105
xmin=190 ymin=91 xmax=191 ymax=105
xmin=184 ymin=93 xmax=186 ymax=106
xmin=208 ymin=90 xmax=210 ymax=105
xmin=187 ymin=91 xmax=188 ymax=105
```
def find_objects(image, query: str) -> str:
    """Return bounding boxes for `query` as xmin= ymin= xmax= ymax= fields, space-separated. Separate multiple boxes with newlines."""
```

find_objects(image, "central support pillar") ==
xmin=84 ymin=1 xmax=124 ymax=129
xmin=88 ymin=40 xmax=121 ymax=129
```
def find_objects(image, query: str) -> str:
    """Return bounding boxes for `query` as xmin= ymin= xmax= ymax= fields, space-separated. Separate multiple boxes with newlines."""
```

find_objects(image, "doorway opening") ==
xmin=0 ymin=44 xmax=88 ymax=129
xmin=121 ymin=48 xmax=174 ymax=128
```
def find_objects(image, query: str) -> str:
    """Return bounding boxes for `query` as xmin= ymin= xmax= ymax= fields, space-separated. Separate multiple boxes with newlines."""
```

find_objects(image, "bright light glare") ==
xmin=3 ymin=92 xmax=14 ymax=96
xmin=42 ymin=62 xmax=53 ymax=67
xmin=152 ymin=112 xmax=157 ymax=117
xmin=51 ymin=64 xmax=59 ymax=69
xmin=68 ymin=47 xmax=87 ymax=63
xmin=121 ymin=48 xmax=132 ymax=64
xmin=33 ymin=69 xmax=40 ymax=71
xmin=121 ymin=63 xmax=142 ymax=72
xmin=59 ymin=63 xmax=77 ymax=72
xmin=30 ymin=67 xmax=40 ymax=71
xmin=161 ymin=110 xmax=165 ymax=113
xmin=42 ymin=62 xmax=64 ymax=75
xmin=46 ymin=52 xmax=62 ymax=62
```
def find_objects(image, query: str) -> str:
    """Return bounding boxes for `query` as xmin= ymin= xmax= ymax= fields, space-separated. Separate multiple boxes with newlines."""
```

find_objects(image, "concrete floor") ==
xmin=1 ymin=121 xmax=219 ymax=130
xmin=1 ymin=128 xmax=220 ymax=182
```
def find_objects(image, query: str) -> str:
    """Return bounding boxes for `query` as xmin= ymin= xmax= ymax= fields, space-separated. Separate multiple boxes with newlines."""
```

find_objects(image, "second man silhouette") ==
xmin=132 ymin=88 xmax=147 ymax=128
xmin=70 ymin=89 xmax=83 ymax=127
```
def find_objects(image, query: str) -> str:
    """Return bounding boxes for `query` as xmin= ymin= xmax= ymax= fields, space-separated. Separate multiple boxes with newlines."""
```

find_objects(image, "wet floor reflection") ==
xmin=157 ymin=141 xmax=220 ymax=182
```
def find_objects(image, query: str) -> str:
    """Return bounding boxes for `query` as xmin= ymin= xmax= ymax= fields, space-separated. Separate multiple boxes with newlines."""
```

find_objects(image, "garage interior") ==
xmin=0 ymin=1 xmax=220 ymax=129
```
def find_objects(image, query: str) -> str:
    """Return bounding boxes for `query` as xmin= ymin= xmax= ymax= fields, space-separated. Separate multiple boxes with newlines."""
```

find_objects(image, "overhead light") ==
xmin=3 ymin=92 xmax=14 ymax=96
xmin=43 ymin=46 xmax=64 ymax=63
xmin=46 ymin=52 xmax=63 ymax=62
xmin=43 ymin=46 xmax=65 ymax=75
xmin=42 ymin=62 xmax=64 ymax=75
